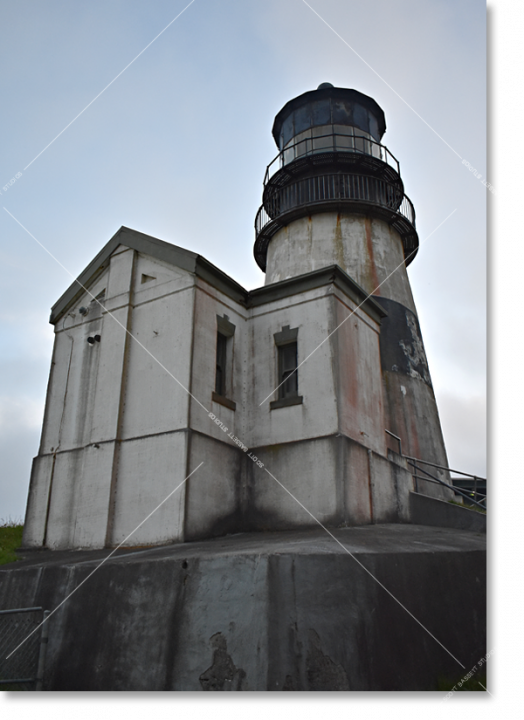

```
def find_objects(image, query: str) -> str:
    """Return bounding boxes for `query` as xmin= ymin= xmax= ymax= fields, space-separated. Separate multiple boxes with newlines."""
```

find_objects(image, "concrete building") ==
xmin=23 ymin=83 xmax=453 ymax=552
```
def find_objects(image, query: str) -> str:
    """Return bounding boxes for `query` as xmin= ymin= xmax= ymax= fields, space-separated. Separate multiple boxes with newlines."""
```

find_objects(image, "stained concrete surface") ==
xmin=0 ymin=525 xmax=485 ymax=691
xmin=410 ymin=493 xmax=486 ymax=533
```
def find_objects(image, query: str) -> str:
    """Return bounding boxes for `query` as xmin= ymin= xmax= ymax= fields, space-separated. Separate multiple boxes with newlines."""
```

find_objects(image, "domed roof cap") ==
xmin=272 ymin=84 xmax=387 ymax=149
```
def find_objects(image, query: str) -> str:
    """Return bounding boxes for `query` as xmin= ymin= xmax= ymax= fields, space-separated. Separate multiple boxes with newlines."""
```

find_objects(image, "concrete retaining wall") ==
xmin=409 ymin=492 xmax=486 ymax=534
xmin=0 ymin=526 xmax=486 ymax=691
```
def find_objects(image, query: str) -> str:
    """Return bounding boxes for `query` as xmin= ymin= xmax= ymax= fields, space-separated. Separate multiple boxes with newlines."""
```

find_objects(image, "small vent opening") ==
xmin=90 ymin=289 xmax=106 ymax=306
xmin=141 ymin=274 xmax=156 ymax=284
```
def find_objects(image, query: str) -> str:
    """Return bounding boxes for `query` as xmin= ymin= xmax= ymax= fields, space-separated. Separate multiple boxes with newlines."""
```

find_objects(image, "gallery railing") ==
xmin=255 ymin=174 xmax=416 ymax=239
xmin=264 ymin=132 xmax=401 ymax=184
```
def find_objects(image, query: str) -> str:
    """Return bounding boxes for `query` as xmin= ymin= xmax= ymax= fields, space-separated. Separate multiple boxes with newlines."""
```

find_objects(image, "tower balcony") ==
xmin=254 ymin=171 xmax=418 ymax=273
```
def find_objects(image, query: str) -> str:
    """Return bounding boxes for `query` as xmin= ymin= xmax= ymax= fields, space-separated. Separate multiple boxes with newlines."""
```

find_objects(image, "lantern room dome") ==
xmin=272 ymin=84 xmax=387 ymax=149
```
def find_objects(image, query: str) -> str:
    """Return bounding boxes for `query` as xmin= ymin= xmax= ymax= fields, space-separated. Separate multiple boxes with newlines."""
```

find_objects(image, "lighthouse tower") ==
xmin=254 ymin=83 xmax=450 ymax=489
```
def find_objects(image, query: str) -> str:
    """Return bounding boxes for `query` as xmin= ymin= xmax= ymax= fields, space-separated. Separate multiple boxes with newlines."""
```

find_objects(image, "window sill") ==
xmin=211 ymin=392 xmax=236 ymax=411
xmin=269 ymin=395 xmax=303 ymax=410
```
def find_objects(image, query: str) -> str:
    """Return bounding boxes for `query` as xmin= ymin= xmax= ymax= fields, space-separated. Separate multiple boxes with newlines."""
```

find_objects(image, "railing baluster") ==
xmin=257 ymin=169 xmax=417 ymax=253
xmin=261 ymin=177 xmax=415 ymax=224
xmin=272 ymin=134 xmax=400 ymax=174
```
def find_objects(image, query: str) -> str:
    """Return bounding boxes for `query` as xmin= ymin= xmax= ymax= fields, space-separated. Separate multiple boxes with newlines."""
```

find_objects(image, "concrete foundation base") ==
xmin=0 ymin=525 xmax=486 ymax=691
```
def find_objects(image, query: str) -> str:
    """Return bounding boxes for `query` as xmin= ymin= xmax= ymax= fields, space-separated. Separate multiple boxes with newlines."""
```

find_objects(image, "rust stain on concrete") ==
xmin=334 ymin=213 xmax=345 ymax=269
xmin=365 ymin=218 xmax=380 ymax=294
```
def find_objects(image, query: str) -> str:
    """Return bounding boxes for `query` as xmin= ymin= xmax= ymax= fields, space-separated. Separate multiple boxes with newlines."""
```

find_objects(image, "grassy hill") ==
xmin=0 ymin=521 xmax=23 ymax=565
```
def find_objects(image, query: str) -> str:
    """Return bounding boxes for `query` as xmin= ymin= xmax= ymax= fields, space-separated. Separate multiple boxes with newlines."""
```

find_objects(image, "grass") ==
xmin=437 ymin=672 xmax=487 ymax=692
xmin=0 ymin=520 xmax=30 ymax=691
xmin=448 ymin=499 xmax=486 ymax=514
xmin=0 ymin=519 xmax=24 ymax=565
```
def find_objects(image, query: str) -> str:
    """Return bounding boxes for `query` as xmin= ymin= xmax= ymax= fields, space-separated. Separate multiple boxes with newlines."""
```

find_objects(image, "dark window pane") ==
xmin=278 ymin=342 xmax=298 ymax=399
xmin=352 ymin=104 xmax=369 ymax=135
xmin=294 ymin=105 xmax=312 ymax=135
xmin=332 ymin=98 xmax=351 ymax=125
xmin=282 ymin=369 xmax=298 ymax=397
xmin=215 ymin=332 xmax=227 ymax=395
xmin=281 ymin=114 xmax=294 ymax=148
xmin=312 ymin=97 xmax=331 ymax=126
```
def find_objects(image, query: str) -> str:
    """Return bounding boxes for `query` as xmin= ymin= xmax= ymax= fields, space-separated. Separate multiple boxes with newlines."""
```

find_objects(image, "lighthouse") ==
xmin=9 ymin=84 xmax=485 ymax=693
xmin=23 ymin=83 xmax=451 ymax=552
xmin=255 ymin=82 xmax=450 ymax=493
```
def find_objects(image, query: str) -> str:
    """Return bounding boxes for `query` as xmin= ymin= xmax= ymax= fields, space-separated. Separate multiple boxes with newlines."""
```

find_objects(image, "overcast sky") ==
xmin=0 ymin=0 xmax=486 ymax=520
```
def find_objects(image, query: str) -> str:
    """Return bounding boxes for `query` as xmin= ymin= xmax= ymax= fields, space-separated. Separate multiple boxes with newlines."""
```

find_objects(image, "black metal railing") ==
xmin=256 ymin=174 xmax=416 ymax=237
xmin=451 ymin=475 xmax=486 ymax=506
xmin=264 ymin=129 xmax=400 ymax=185
xmin=407 ymin=459 xmax=486 ymax=511
xmin=264 ymin=132 xmax=401 ymax=185
xmin=385 ymin=432 xmax=486 ymax=510
xmin=386 ymin=430 xmax=487 ymax=510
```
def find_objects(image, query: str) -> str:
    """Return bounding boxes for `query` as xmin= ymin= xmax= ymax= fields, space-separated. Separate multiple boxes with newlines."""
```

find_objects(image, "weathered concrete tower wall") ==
xmin=254 ymin=84 xmax=451 ymax=497
xmin=266 ymin=214 xmax=415 ymax=311
xmin=265 ymin=212 xmax=449 ymax=492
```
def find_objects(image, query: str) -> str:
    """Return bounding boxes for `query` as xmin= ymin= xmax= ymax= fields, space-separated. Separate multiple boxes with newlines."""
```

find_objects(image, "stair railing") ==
xmin=385 ymin=430 xmax=486 ymax=510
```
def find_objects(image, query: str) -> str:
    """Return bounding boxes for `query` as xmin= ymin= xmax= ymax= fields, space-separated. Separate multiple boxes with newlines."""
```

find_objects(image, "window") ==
xmin=278 ymin=342 xmax=298 ymax=399
xmin=215 ymin=332 xmax=227 ymax=396
xmin=270 ymin=325 xmax=303 ymax=410
xmin=212 ymin=314 xmax=236 ymax=411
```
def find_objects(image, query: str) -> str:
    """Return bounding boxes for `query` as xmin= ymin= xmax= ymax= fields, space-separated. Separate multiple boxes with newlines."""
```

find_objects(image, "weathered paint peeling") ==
xmin=398 ymin=312 xmax=431 ymax=385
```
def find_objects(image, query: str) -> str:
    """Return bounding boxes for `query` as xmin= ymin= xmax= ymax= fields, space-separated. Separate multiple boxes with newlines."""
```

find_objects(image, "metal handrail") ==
xmin=385 ymin=430 xmax=486 ymax=510
xmin=413 ymin=468 xmax=487 ymax=497
xmin=385 ymin=429 xmax=402 ymax=455
xmin=407 ymin=460 xmax=486 ymax=511
xmin=412 ymin=475 xmax=486 ymax=500
xmin=264 ymin=132 xmax=401 ymax=185
xmin=255 ymin=176 xmax=416 ymax=237
xmin=402 ymin=454 xmax=486 ymax=483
